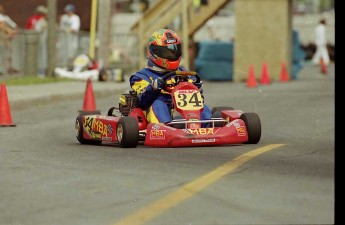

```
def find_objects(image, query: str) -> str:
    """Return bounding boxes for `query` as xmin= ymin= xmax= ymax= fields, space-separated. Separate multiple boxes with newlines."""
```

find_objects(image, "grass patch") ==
xmin=1 ymin=76 xmax=74 ymax=86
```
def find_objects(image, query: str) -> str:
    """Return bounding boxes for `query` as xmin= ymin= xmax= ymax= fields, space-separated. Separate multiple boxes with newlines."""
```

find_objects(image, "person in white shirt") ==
xmin=59 ymin=4 xmax=80 ymax=66
xmin=34 ymin=6 xmax=48 ymax=77
xmin=312 ymin=19 xmax=330 ymax=67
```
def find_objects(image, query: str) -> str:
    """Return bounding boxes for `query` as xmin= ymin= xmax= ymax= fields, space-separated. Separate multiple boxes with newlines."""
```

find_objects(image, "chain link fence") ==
xmin=1 ymin=29 xmax=139 ymax=79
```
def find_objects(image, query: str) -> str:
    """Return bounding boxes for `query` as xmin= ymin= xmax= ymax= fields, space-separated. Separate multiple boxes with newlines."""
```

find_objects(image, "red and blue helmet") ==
xmin=148 ymin=29 xmax=182 ymax=70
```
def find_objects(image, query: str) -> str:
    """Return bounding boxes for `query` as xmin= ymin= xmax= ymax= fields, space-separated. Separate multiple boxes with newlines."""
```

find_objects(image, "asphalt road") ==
xmin=0 ymin=64 xmax=335 ymax=225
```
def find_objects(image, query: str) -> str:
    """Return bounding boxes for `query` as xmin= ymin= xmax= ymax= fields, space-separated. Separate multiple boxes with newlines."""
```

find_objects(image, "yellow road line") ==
xmin=113 ymin=144 xmax=285 ymax=225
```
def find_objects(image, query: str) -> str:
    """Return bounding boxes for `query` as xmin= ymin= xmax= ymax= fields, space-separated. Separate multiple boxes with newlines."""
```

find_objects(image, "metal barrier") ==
xmin=1 ymin=30 xmax=139 ymax=78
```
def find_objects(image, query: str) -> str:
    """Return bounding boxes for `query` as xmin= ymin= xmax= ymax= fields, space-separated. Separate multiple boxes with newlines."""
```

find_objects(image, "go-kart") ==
xmin=75 ymin=71 xmax=261 ymax=148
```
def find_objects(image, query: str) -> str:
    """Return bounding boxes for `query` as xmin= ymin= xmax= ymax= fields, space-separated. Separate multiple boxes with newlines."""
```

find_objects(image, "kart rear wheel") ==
xmin=117 ymin=117 xmax=139 ymax=148
xmin=75 ymin=114 xmax=102 ymax=145
xmin=240 ymin=113 xmax=261 ymax=144
xmin=98 ymin=69 xmax=108 ymax=81
xmin=211 ymin=106 xmax=234 ymax=114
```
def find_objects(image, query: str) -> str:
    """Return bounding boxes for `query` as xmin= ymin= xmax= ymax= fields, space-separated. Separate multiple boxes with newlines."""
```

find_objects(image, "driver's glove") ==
xmin=195 ymin=81 xmax=203 ymax=89
xmin=152 ymin=77 xmax=166 ymax=90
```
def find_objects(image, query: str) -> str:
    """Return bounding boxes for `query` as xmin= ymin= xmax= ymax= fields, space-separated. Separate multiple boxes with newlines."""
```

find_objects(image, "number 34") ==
xmin=175 ymin=92 xmax=203 ymax=110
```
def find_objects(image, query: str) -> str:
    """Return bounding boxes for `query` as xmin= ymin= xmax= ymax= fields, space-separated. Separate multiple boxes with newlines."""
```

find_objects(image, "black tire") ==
xmin=75 ymin=114 xmax=102 ymax=145
xmin=240 ymin=112 xmax=261 ymax=144
xmin=117 ymin=117 xmax=139 ymax=148
xmin=98 ymin=69 xmax=108 ymax=81
xmin=210 ymin=110 xmax=224 ymax=127
xmin=211 ymin=106 xmax=234 ymax=114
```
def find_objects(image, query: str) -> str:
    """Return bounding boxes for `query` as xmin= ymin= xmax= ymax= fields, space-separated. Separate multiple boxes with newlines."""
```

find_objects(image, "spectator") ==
xmin=59 ymin=4 xmax=80 ymax=66
xmin=25 ymin=5 xmax=48 ymax=77
xmin=25 ymin=5 xmax=47 ymax=30
xmin=0 ymin=4 xmax=19 ymax=75
xmin=312 ymin=18 xmax=330 ymax=67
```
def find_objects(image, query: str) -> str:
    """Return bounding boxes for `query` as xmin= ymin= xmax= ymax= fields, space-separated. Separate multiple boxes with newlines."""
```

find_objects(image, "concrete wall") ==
xmin=194 ymin=12 xmax=335 ymax=45
xmin=234 ymin=0 xmax=292 ymax=82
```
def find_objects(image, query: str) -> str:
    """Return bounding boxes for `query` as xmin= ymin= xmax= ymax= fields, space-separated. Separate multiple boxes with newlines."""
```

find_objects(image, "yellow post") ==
xmin=89 ymin=0 xmax=98 ymax=59
xmin=182 ymin=0 xmax=189 ymax=70
xmin=139 ymin=19 xmax=145 ymax=69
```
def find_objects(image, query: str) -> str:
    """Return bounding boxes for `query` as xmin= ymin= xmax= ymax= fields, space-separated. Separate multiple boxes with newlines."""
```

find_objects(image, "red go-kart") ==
xmin=75 ymin=71 xmax=261 ymax=148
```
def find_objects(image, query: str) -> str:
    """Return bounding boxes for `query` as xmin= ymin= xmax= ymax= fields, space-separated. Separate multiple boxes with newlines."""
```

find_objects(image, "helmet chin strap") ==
xmin=146 ymin=58 xmax=173 ymax=73
xmin=146 ymin=65 xmax=172 ymax=73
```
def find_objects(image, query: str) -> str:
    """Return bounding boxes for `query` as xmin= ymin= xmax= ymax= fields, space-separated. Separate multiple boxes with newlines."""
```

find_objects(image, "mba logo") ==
xmin=150 ymin=130 xmax=166 ymax=139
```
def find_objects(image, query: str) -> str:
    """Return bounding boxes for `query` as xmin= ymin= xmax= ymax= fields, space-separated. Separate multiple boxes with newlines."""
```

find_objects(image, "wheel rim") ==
xmin=75 ymin=119 xmax=81 ymax=137
xmin=117 ymin=124 xmax=124 ymax=142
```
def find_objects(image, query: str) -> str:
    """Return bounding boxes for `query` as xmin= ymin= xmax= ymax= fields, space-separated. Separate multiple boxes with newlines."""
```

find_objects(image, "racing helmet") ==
xmin=148 ymin=29 xmax=182 ymax=70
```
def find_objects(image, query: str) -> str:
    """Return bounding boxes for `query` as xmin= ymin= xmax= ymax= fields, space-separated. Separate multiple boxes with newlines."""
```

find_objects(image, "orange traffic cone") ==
xmin=0 ymin=83 xmax=16 ymax=127
xmin=246 ymin=65 xmax=257 ymax=88
xmin=279 ymin=62 xmax=290 ymax=82
xmin=320 ymin=58 xmax=327 ymax=75
xmin=79 ymin=78 xmax=100 ymax=114
xmin=260 ymin=63 xmax=271 ymax=85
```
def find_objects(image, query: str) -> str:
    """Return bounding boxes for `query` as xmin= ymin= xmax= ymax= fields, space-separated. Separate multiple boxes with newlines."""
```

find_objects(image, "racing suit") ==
xmin=129 ymin=60 xmax=212 ymax=124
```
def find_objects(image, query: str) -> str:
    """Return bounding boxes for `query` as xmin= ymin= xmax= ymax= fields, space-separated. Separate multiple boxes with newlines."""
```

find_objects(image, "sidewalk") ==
xmin=3 ymin=63 xmax=335 ymax=111
xmin=5 ymin=80 xmax=130 ymax=110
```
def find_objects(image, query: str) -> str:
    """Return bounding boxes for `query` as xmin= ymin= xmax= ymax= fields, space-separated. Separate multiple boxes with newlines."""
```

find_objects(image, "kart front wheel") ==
xmin=211 ymin=107 xmax=234 ymax=127
xmin=75 ymin=114 xmax=102 ymax=145
xmin=240 ymin=112 xmax=261 ymax=144
xmin=117 ymin=117 xmax=139 ymax=148
xmin=211 ymin=106 xmax=234 ymax=114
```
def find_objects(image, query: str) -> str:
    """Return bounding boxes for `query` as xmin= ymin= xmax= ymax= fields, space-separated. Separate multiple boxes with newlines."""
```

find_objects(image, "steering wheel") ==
xmin=161 ymin=71 xmax=201 ymax=92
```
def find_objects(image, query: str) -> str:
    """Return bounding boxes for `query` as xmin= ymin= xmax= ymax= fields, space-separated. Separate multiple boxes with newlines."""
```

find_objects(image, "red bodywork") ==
xmin=81 ymin=115 xmax=120 ymax=143
xmin=80 ymin=81 xmax=251 ymax=147
xmin=144 ymin=118 xmax=248 ymax=147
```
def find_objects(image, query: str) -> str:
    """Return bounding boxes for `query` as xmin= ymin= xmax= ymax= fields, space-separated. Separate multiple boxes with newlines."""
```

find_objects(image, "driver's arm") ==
xmin=129 ymin=73 xmax=160 ymax=108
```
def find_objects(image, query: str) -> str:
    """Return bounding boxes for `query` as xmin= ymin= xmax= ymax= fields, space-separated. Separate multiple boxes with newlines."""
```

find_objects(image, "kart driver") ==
xmin=129 ymin=28 xmax=212 ymax=125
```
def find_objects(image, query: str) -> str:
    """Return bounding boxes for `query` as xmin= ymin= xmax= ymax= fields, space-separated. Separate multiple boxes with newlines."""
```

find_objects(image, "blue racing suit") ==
xmin=129 ymin=64 xmax=212 ymax=124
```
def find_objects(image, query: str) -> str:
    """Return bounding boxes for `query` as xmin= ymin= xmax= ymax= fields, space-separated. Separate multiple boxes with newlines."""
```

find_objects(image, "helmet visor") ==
xmin=149 ymin=44 xmax=182 ymax=61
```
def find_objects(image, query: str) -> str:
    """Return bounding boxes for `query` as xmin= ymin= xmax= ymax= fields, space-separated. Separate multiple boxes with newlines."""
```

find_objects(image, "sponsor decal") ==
xmin=102 ymin=137 xmax=112 ymax=141
xmin=90 ymin=131 xmax=101 ymax=139
xmin=188 ymin=128 xmax=215 ymax=135
xmin=226 ymin=120 xmax=240 ymax=128
xmin=192 ymin=138 xmax=216 ymax=143
xmin=189 ymin=123 xmax=199 ymax=129
xmin=150 ymin=130 xmax=166 ymax=140
xmin=236 ymin=126 xmax=246 ymax=136
xmin=107 ymin=124 xmax=113 ymax=134
xmin=177 ymin=90 xmax=197 ymax=94
xmin=84 ymin=117 xmax=108 ymax=137
xmin=225 ymin=120 xmax=246 ymax=136
xmin=152 ymin=124 xmax=161 ymax=130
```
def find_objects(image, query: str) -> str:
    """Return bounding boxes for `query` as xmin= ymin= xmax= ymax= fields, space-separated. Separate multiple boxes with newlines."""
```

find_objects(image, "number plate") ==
xmin=174 ymin=90 xmax=203 ymax=110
